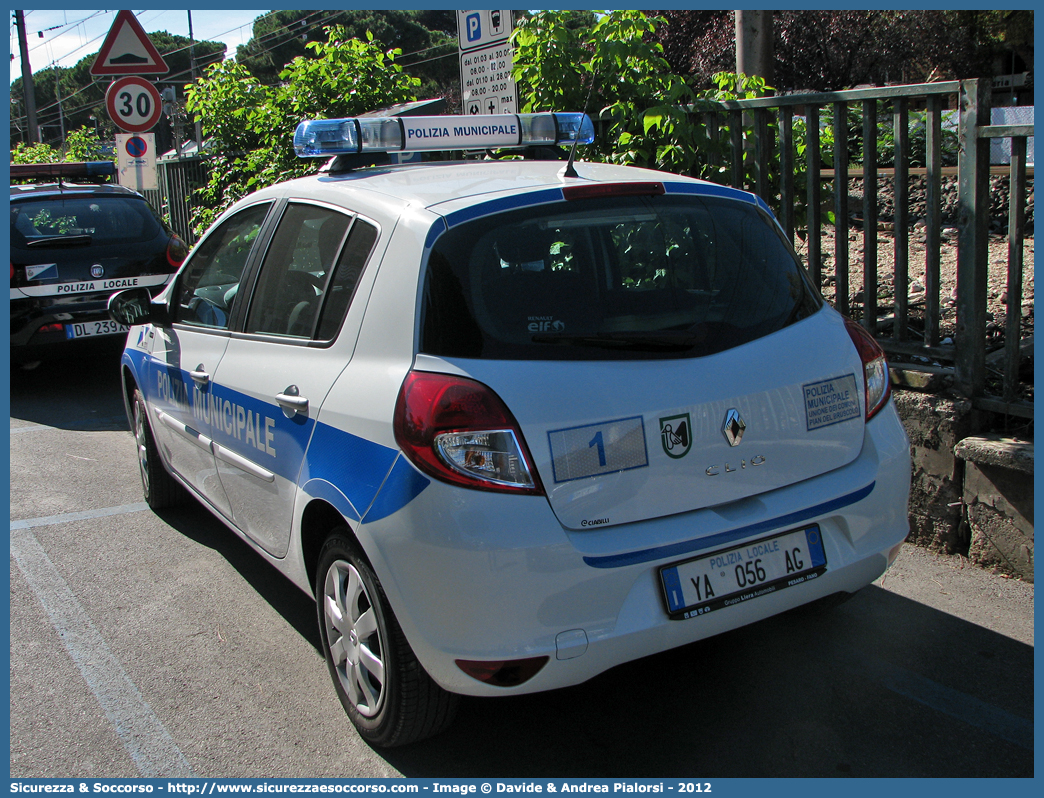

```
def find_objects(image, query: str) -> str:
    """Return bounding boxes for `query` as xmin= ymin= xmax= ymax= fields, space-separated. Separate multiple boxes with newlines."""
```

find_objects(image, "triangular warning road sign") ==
xmin=90 ymin=10 xmax=169 ymax=76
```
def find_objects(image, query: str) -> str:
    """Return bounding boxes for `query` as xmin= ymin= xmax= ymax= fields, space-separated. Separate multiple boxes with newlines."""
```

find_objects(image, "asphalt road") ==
xmin=8 ymin=345 xmax=1035 ymax=779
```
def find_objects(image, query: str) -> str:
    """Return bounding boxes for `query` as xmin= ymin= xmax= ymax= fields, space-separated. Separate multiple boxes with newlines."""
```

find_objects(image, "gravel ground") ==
xmin=794 ymin=224 xmax=1035 ymax=346
xmin=874 ymin=544 xmax=1034 ymax=645
xmin=788 ymin=175 xmax=1035 ymax=398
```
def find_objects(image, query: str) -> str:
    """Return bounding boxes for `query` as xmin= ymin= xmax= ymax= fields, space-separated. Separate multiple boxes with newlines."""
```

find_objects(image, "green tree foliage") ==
xmin=650 ymin=9 xmax=1033 ymax=91
xmin=512 ymin=11 xmax=778 ymax=181
xmin=513 ymin=10 xmax=707 ymax=176
xmin=11 ymin=126 xmax=108 ymax=165
xmin=234 ymin=9 xmax=457 ymax=98
xmin=11 ymin=141 xmax=62 ymax=165
xmin=63 ymin=126 xmax=109 ymax=161
xmin=185 ymin=26 xmax=419 ymax=233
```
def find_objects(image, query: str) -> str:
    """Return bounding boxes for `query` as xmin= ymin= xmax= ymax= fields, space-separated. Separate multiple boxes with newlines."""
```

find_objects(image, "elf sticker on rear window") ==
xmin=803 ymin=374 xmax=861 ymax=431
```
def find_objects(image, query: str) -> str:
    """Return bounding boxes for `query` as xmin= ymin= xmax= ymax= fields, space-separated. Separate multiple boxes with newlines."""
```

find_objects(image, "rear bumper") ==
xmin=10 ymin=280 xmax=168 ymax=355
xmin=357 ymin=403 xmax=911 ymax=697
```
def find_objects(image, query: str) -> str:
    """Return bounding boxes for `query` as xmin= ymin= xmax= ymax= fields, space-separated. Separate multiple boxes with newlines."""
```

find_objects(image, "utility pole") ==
xmin=54 ymin=66 xmax=67 ymax=154
xmin=14 ymin=10 xmax=40 ymax=143
xmin=188 ymin=10 xmax=203 ymax=148
xmin=734 ymin=10 xmax=774 ymax=94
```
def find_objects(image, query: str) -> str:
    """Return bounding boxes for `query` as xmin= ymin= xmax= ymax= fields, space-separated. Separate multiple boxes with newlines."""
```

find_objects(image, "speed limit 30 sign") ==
xmin=106 ymin=76 xmax=163 ymax=133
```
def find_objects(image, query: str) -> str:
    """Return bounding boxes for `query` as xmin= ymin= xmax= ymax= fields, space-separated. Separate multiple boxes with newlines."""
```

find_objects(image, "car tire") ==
xmin=131 ymin=387 xmax=183 ymax=509
xmin=316 ymin=530 xmax=459 ymax=747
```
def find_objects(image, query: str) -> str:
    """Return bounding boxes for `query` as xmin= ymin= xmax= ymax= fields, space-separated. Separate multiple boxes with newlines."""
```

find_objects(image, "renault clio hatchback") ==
xmin=109 ymin=112 xmax=911 ymax=747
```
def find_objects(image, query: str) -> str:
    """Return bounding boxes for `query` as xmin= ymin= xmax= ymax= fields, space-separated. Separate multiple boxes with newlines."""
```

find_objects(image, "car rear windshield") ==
xmin=10 ymin=195 xmax=165 ymax=248
xmin=421 ymin=193 xmax=822 ymax=361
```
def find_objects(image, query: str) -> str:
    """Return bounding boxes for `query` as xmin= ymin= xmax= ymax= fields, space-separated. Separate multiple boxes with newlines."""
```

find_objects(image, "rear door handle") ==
xmin=276 ymin=385 xmax=308 ymax=417
xmin=190 ymin=364 xmax=209 ymax=385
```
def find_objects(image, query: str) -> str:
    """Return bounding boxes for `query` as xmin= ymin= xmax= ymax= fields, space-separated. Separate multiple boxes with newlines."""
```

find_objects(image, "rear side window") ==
xmin=10 ymin=195 xmax=164 ymax=247
xmin=244 ymin=203 xmax=378 ymax=341
xmin=421 ymin=195 xmax=821 ymax=361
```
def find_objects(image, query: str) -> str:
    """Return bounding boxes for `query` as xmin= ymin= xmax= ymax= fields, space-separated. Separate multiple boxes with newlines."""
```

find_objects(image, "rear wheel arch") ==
xmin=299 ymin=498 xmax=355 ymax=590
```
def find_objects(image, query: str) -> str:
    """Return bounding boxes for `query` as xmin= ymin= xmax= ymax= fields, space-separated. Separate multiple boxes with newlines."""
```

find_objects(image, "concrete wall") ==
xmin=892 ymin=390 xmax=1034 ymax=583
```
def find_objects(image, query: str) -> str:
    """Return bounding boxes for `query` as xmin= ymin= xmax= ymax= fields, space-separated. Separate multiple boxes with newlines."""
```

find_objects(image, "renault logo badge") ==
xmin=722 ymin=409 xmax=746 ymax=447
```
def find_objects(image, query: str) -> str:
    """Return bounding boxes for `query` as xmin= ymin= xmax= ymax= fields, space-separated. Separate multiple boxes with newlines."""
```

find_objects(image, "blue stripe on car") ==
xmin=301 ymin=423 xmax=429 ymax=522
xmin=662 ymin=181 xmax=756 ymax=204
xmin=441 ymin=181 xmax=763 ymax=234
xmin=127 ymin=346 xmax=428 ymax=521
xmin=582 ymin=482 xmax=876 ymax=569
xmin=442 ymin=187 xmax=565 ymax=228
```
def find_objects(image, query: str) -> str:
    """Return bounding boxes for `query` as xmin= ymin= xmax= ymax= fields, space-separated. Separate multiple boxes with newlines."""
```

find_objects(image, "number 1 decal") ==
xmin=589 ymin=430 xmax=606 ymax=467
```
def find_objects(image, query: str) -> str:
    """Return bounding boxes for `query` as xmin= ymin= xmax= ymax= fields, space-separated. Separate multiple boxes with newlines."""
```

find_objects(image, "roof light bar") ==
xmin=294 ymin=113 xmax=595 ymax=158
xmin=11 ymin=161 xmax=117 ymax=181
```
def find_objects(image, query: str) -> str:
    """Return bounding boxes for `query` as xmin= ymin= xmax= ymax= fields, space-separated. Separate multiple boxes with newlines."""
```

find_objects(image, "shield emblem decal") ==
xmin=660 ymin=413 xmax=692 ymax=459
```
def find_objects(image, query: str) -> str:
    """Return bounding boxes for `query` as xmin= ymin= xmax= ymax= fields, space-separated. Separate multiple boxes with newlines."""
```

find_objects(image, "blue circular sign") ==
xmin=126 ymin=136 xmax=148 ymax=158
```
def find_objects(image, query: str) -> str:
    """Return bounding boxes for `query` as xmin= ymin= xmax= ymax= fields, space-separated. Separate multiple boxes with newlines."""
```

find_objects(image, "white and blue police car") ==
xmin=108 ymin=112 xmax=911 ymax=747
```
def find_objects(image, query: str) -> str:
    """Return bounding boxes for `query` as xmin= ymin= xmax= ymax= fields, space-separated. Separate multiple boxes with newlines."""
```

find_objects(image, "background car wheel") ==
xmin=316 ymin=530 xmax=458 ymax=747
xmin=131 ymin=387 xmax=183 ymax=509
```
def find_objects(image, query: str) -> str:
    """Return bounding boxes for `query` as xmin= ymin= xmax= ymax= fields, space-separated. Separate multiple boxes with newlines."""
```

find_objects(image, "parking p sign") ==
xmin=457 ymin=9 xmax=510 ymax=51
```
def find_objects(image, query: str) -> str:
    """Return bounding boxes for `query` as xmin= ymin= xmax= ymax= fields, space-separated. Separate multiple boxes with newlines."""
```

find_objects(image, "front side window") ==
xmin=174 ymin=203 xmax=271 ymax=329
xmin=422 ymin=194 xmax=821 ymax=360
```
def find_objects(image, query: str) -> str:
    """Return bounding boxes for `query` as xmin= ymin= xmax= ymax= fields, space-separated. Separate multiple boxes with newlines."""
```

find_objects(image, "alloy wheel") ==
xmin=322 ymin=559 xmax=386 ymax=717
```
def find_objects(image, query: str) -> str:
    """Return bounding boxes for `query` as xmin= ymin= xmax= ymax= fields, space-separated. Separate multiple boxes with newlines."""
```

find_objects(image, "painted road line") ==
xmin=10 ymin=512 xmax=196 ymax=777
xmin=11 ymin=502 xmax=150 ymax=530
xmin=10 ymin=423 xmax=54 ymax=434
xmin=865 ymin=656 xmax=1033 ymax=750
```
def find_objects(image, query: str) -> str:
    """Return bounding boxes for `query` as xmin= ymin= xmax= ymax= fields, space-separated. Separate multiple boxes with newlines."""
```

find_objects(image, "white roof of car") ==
xmin=269 ymin=159 xmax=742 ymax=214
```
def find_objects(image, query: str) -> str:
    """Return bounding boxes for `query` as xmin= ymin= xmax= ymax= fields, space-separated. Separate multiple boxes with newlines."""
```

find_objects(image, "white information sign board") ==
xmin=116 ymin=133 xmax=158 ymax=191
xmin=460 ymin=41 xmax=517 ymax=116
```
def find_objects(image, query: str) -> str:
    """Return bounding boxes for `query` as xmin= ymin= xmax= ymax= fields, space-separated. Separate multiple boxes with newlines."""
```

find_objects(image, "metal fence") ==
xmin=703 ymin=78 xmax=1033 ymax=419
xmin=142 ymin=154 xmax=210 ymax=245
xmin=137 ymin=78 xmax=1032 ymax=418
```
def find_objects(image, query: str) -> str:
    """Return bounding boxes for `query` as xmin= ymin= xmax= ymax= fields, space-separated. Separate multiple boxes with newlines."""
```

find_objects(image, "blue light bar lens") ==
xmin=552 ymin=113 xmax=595 ymax=146
xmin=294 ymin=119 xmax=360 ymax=157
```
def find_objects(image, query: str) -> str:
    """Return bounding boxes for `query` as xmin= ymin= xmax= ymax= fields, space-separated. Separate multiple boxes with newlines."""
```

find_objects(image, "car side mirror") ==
xmin=108 ymin=287 xmax=171 ymax=327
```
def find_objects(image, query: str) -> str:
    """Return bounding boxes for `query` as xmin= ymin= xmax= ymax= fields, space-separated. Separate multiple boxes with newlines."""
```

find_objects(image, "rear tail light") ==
xmin=393 ymin=371 xmax=544 ymax=495
xmin=844 ymin=318 xmax=891 ymax=420
xmin=166 ymin=235 xmax=189 ymax=269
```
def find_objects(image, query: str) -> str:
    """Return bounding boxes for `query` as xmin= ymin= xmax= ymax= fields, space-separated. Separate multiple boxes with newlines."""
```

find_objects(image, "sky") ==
xmin=11 ymin=9 xmax=270 ymax=83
